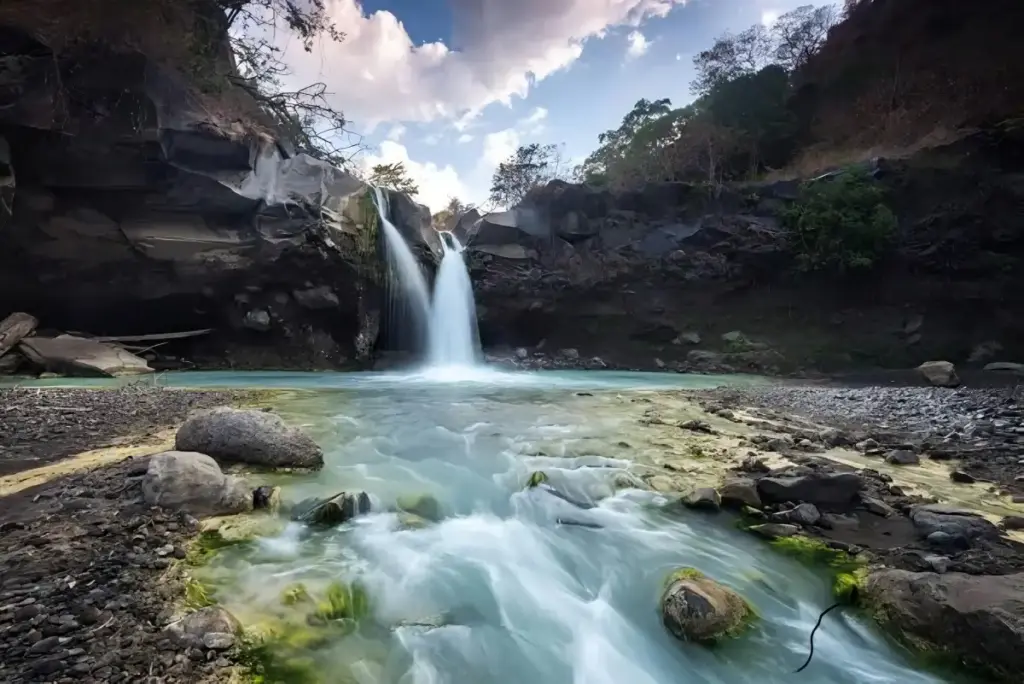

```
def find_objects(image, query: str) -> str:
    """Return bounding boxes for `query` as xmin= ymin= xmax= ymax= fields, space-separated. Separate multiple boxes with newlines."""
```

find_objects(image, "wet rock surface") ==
xmin=0 ymin=386 xmax=240 ymax=476
xmin=0 ymin=456 xmax=239 ymax=683
xmin=175 ymin=406 xmax=325 ymax=469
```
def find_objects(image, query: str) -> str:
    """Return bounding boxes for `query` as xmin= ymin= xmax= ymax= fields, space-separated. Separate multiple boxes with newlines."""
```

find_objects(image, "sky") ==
xmin=275 ymin=0 xmax=830 ymax=212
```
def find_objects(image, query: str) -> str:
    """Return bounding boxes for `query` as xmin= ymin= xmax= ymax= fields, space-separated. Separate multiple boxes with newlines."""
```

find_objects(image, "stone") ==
xmin=142 ymin=451 xmax=252 ymax=517
xmin=178 ymin=607 xmax=241 ymax=640
xmin=861 ymin=496 xmax=896 ymax=517
xmin=910 ymin=504 xmax=1000 ymax=543
xmin=515 ymin=347 xmax=529 ymax=359
xmin=968 ymin=341 xmax=1002 ymax=364
xmin=396 ymin=494 xmax=442 ymax=522
xmin=660 ymin=569 xmax=755 ymax=643
xmin=292 ymin=285 xmax=340 ymax=310
xmin=949 ymin=470 xmax=976 ymax=484
xmin=864 ymin=570 xmax=1024 ymax=680
xmin=176 ymin=406 xmax=324 ymax=469
xmin=738 ymin=454 xmax=770 ymax=474
xmin=18 ymin=335 xmax=152 ymax=377
xmin=984 ymin=361 xmax=1024 ymax=374
xmin=855 ymin=438 xmax=880 ymax=452
xmin=924 ymin=555 xmax=950 ymax=574
xmin=292 ymin=491 xmax=371 ymax=526
xmin=786 ymin=503 xmax=821 ymax=526
xmin=242 ymin=309 xmax=271 ymax=331
xmin=654 ymin=358 xmax=666 ymax=369
xmin=884 ymin=449 xmax=920 ymax=465
xmin=682 ymin=488 xmax=721 ymax=512
xmin=916 ymin=360 xmax=960 ymax=387
xmin=253 ymin=486 xmax=282 ymax=512
xmin=559 ymin=348 xmax=580 ymax=360
xmin=1001 ymin=515 xmax=1024 ymax=531
xmin=673 ymin=332 xmax=701 ymax=345
xmin=202 ymin=632 xmax=235 ymax=650
xmin=749 ymin=523 xmax=800 ymax=539
xmin=719 ymin=479 xmax=761 ymax=509
xmin=756 ymin=472 xmax=863 ymax=511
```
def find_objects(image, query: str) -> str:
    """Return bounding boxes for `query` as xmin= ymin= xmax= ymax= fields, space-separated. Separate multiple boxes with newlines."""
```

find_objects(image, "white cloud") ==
xmin=362 ymin=141 xmax=469 ymax=213
xmin=457 ymin=134 xmax=474 ymax=143
xmin=626 ymin=30 xmax=650 ymax=58
xmin=386 ymin=124 xmax=406 ymax=141
xmin=277 ymin=0 xmax=687 ymax=126
xmin=761 ymin=9 xmax=780 ymax=26
xmin=482 ymin=129 xmax=520 ymax=167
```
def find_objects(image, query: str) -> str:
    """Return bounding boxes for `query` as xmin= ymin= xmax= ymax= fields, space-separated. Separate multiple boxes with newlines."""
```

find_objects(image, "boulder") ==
xmin=683 ymin=488 xmax=721 ymax=512
xmin=909 ymin=504 xmax=1000 ymax=543
xmin=719 ymin=479 xmax=761 ymax=509
xmin=861 ymin=496 xmax=896 ymax=517
xmin=884 ymin=449 xmax=920 ymax=466
xmin=749 ymin=523 xmax=800 ymax=539
xmin=660 ymin=569 xmax=755 ymax=643
xmin=175 ymin=407 xmax=324 ymax=469
xmin=865 ymin=570 xmax=1024 ymax=680
xmin=178 ymin=606 xmax=242 ymax=639
xmin=396 ymin=494 xmax=442 ymax=522
xmin=18 ymin=335 xmax=152 ymax=377
xmin=142 ymin=451 xmax=252 ymax=517
xmin=756 ymin=472 xmax=863 ymax=511
xmin=916 ymin=360 xmax=960 ymax=387
xmin=774 ymin=503 xmax=821 ymax=527
xmin=292 ymin=491 xmax=371 ymax=526
xmin=292 ymin=285 xmax=340 ymax=310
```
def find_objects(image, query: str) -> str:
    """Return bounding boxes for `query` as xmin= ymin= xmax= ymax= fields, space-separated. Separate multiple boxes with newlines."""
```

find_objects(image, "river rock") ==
xmin=292 ymin=491 xmax=371 ymax=526
xmin=141 ymin=451 xmax=252 ymax=517
xmin=175 ymin=406 xmax=324 ymax=469
xmin=885 ymin=449 xmax=920 ymax=465
xmin=864 ymin=570 xmax=1024 ymax=680
xmin=780 ymin=503 xmax=821 ymax=527
xmin=178 ymin=606 xmax=241 ymax=639
xmin=292 ymin=285 xmax=340 ymax=309
xmin=749 ymin=523 xmax=800 ymax=539
xmin=916 ymin=360 xmax=960 ymax=387
xmin=756 ymin=472 xmax=863 ymax=511
xmin=1002 ymin=516 xmax=1024 ymax=531
xmin=682 ymin=488 xmax=721 ymax=512
xmin=660 ymin=569 xmax=755 ymax=643
xmin=18 ymin=335 xmax=152 ymax=377
xmin=983 ymin=361 xmax=1024 ymax=374
xmin=909 ymin=504 xmax=1000 ymax=543
xmin=719 ymin=479 xmax=761 ymax=509
xmin=396 ymin=494 xmax=442 ymax=521
xmin=861 ymin=496 xmax=896 ymax=517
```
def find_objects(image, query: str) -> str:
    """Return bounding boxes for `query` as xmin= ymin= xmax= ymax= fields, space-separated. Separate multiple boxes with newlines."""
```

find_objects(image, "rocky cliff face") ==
xmin=0 ymin=2 xmax=438 ymax=371
xmin=467 ymin=129 xmax=1024 ymax=374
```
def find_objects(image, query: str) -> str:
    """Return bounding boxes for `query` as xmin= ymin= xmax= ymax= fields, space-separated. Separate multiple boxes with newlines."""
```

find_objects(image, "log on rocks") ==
xmin=0 ymin=312 xmax=38 ymax=359
xmin=18 ymin=334 xmax=153 ymax=377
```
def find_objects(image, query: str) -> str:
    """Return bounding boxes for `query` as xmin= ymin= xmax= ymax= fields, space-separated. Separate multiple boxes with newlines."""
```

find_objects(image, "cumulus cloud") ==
xmin=385 ymin=124 xmax=406 ymax=141
xmin=457 ymin=134 xmax=474 ymax=143
xmin=277 ymin=0 xmax=687 ymax=126
xmin=626 ymin=30 xmax=650 ymax=58
xmin=362 ymin=141 xmax=470 ymax=213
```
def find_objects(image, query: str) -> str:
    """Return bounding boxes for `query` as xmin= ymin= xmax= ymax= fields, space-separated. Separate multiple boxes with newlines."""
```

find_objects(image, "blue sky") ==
xmin=279 ymin=0 xmax=830 ymax=211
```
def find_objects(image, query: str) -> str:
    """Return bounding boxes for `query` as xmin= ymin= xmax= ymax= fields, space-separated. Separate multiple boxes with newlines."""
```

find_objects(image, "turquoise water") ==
xmin=14 ymin=369 xmax=959 ymax=682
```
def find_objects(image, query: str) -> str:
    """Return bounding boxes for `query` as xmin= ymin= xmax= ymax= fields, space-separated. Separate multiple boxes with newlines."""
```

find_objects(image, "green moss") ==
xmin=185 ymin=529 xmax=252 ymax=566
xmin=664 ymin=567 xmax=706 ymax=587
xmin=396 ymin=494 xmax=442 ymax=522
xmin=281 ymin=583 xmax=311 ymax=607
xmin=832 ymin=568 xmax=867 ymax=605
xmin=768 ymin=535 xmax=861 ymax=572
xmin=526 ymin=471 xmax=549 ymax=488
xmin=184 ymin=577 xmax=216 ymax=609
xmin=237 ymin=632 xmax=324 ymax=684
xmin=314 ymin=581 xmax=370 ymax=622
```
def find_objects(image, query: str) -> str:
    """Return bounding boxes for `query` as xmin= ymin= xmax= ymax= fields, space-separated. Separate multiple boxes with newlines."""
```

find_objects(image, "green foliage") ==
xmin=781 ymin=173 xmax=898 ymax=272
xmin=184 ymin=577 xmax=217 ymax=609
xmin=369 ymin=162 xmax=419 ymax=196
xmin=489 ymin=143 xmax=569 ymax=208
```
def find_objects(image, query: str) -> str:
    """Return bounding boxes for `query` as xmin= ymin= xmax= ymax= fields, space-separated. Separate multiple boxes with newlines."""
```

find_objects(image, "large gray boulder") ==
xmin=865 ymin=570 xmax=1024 ymax=680
xmin=176 ymin=407 xmax=324 ymax=469
xmin=142 ymin=451 xmax=252 ymax=516
xmin=916 ymin=360 xmax=960 ymax=387
xmin=756 ymin=472 xmax=863 ymax=511
xmin=909 ymin=504 xmax=1000 ymax=542
xmin=19 ymin=335 xmax=152 ymax=377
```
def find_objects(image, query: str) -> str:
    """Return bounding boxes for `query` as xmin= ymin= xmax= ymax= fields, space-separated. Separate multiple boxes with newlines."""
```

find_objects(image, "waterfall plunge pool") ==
xmin=55 ymin=369 xmax=963 ymax=684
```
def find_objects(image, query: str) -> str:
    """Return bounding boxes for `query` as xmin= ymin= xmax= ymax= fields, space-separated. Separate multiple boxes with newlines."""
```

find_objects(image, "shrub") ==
xmin=781 ymin=172 xmax=898 ymax=272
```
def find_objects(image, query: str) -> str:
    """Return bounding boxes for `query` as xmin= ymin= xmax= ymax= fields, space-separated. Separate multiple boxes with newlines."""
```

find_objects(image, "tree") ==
xmin=578 ymin=98 xmax=674 ymax=183
xmin=432 ymin=197 xmax=472 ymax=231
xmin=771 ymin=4 xmax=840 ymax=72
xmin=368 ymin=162 xmax=419 ymax=196
xmin=489 ymin=144 xmax=564 ymax=208
xmin=208 ymin=1 xmax=363 ymax=167
xmin=691 ymin=24 xmax=773 ymax=96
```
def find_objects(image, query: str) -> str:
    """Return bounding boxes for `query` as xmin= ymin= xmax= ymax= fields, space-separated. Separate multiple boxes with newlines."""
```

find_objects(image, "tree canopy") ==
xmin=368 ymin=162 xmax=419 ymax=196
xmin=489 ymin=143 xmax=570 ymax=208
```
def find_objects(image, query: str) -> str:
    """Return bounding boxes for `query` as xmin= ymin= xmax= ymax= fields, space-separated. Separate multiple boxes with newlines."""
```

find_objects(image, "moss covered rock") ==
xmin=396 ymin=494 xmax=442 ymax=522
xmin=292 ymin=491 xmax=371 ymax=526
xmin=660 ymin=567 xmax=757 ymax=643
xmin=526 ymin=471 xmax=549 ymax=488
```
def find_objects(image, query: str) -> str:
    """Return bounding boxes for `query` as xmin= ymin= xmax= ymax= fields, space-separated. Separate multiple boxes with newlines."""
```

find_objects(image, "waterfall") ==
xmin=427 ymin=231 xmax=481 ymax=367
xmin=371 ymin=187 xmax=431 ymax=352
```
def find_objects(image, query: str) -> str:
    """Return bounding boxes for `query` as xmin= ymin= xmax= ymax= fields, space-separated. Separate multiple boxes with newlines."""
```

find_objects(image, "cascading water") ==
xmin=427 ymin=231 xmax=481 ymax=367
xmin=372 ymin=187 xmax=432 ymax=351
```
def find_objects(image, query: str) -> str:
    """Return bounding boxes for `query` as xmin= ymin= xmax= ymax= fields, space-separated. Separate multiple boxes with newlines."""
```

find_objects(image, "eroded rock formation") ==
xmin=0 ymin=1 xmax=438 ymax=371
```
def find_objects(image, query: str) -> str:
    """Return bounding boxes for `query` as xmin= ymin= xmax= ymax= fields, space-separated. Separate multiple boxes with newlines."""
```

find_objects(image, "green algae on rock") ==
xmin=660 ymin=566 xmax=758 ymax=644
xmin=280 ymin=583 xmax=311 ymax=607
xmin=314 ymin=581 xmax=371 ymax=622
xmin=526 ymin=471 xmax=549 ymax=488
xmin=396 ymin=493 xmax=442 ymax=521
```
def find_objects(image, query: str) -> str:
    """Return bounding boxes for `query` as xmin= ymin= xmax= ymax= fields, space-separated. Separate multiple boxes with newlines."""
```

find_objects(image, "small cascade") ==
xmin=371 ymin=187 xmax=431 ymax=352
xmin=427 ymin=231 xmax=481 ymax=367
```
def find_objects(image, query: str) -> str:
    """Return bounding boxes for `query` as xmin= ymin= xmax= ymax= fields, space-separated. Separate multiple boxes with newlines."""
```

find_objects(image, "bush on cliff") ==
xmin=781 ymin=172 xmax=897 ymax=273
